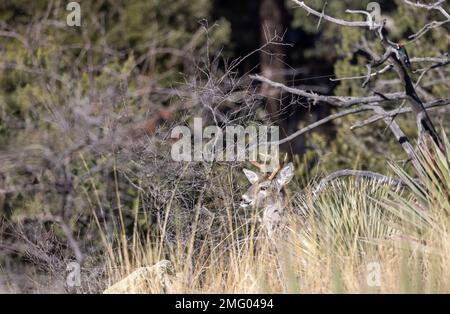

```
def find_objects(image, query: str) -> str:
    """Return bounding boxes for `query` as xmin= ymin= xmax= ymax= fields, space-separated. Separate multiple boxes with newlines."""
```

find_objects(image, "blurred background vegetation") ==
xmin=0 ymin=0 xmax=448 ymax=292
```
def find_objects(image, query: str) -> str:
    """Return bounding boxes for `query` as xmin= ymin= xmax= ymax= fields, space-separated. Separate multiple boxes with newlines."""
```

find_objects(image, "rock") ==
xmin=103 ymin=260 xmax=174 ymax=294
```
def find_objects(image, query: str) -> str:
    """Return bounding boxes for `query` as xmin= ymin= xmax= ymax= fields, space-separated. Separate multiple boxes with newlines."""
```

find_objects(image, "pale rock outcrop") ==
xmin=103 ymin=260 xmax=176 ymax=294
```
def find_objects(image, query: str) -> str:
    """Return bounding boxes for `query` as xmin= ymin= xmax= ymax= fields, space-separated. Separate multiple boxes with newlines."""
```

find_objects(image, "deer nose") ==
xmin=240 ymin=195 xmax=253 ymax=208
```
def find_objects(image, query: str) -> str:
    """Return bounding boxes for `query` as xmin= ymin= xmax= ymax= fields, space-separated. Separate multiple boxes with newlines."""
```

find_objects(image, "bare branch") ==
xmin=414 ymin=59 xmax=450 ymax=87
xmin=388 ymin=56 xmax=444 ymax=149
xmin=404 ymin=0 xmax=450 ymax=40
xmin=313 ymin=170 xmax=408 ymax=198
xmin=250 ymin=74 xmax=407 ymax=107
xmin=263 ymin=104 xmax=378 ymax=146
xmin=370 ymin=106 xmax=423 ymax=175
xmin=290 ymin=1 xmax=445 ymax=148
xmin=408 ymin=20 xmax=450 ymax=41
xmin=292 ymin=0 xmax=371 ymax=27
xmin=54 ymin=217 xmax=85 ymax=264
xmin=329 ymin=64 xmax=392 ymax=84
xmin=404 ymin=0 xmax=449 ymax=19
xmin=345 ymin=9 xmax=372 ymax=22
xmin=316 ymin=1 xmax=328 ymax=29
xmin=362 ymin=48 xmax=396 ymax=87
xmin=410 ymin=56 xmax=450 ymax=63
xmin=351 ymin=98 xmax=450 ymax=129
xmin=260 ymin=0 xmax=449 ymax=168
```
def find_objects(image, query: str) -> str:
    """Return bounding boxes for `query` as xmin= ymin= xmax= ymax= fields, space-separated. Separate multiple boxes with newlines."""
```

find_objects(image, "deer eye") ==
xmin=260 ymin=185 xmax=269 ymax=191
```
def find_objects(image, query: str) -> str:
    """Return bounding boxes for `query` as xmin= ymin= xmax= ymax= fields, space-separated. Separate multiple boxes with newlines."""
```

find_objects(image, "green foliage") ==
xmin=0 ymin=1 xmax=230 ymax=271
xmin=290 ymin=0 xmax=450 ymax=174
xmin=0 ymin=0 xmax=230 ymax=127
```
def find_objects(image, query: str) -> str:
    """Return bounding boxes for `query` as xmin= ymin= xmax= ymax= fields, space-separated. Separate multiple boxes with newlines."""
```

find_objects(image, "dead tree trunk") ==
xmin=259 ymin=0 xmax=289 ymax=135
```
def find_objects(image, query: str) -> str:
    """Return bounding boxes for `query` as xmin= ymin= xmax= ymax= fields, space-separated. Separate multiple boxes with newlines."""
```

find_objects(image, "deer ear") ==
xmin=243 ymin=169 xmax=259 ymax=184
xmin=276 ymin=162 xmax=294 ymax=188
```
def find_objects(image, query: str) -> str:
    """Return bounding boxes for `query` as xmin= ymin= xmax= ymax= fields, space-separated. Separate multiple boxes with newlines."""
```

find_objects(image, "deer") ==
xmin=240 ymin=160 xmax=294 ymax=239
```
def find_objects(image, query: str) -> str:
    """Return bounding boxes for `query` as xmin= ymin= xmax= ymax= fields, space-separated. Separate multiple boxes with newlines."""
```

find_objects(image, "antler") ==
xmin=250 ymin=153 xmax=286 ymax=180
xmin=268 ymin=164 xmax=282 ymax=180
xmin=250 ymin=160 xmax=267 ymax=173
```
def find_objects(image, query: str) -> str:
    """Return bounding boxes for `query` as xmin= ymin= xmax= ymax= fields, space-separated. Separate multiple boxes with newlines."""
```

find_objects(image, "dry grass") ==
xmin=98 ymin=137 xmax=450 ymax=293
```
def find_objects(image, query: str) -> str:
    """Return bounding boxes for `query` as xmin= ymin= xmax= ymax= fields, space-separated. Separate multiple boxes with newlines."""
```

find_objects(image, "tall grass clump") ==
xmin=380 ymin=135 xmax=450 ymax=293
xmin=96 ymin=136 xmax=450 ymax=293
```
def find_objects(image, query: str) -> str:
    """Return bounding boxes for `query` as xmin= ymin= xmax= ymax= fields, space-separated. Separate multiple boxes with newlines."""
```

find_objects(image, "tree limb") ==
xmin=350 ymin=98 xmax=450 ymax=130
xmin=290 ymin=0 xmax=445 ymax=150
xmin=313 ymin=169 xmax=408 ymax=198
xmin=292 ymin=1 xmax=372 ymax=27
xmin=250 ymin=74 xmax=407 ymax=107
xmin=403 ymin=0 xmax=450 ymax=40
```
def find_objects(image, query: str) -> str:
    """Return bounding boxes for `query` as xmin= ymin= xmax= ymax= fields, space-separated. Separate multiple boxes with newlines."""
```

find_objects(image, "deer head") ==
xmin=240 ymin=161 xmax=294 ymax=210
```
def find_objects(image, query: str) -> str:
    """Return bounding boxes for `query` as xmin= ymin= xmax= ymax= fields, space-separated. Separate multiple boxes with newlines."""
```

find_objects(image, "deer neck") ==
xmin=262 ymin=191 xmax=286 ymax=216
xmin=261 ymin=195 xmax=287 ymax=238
